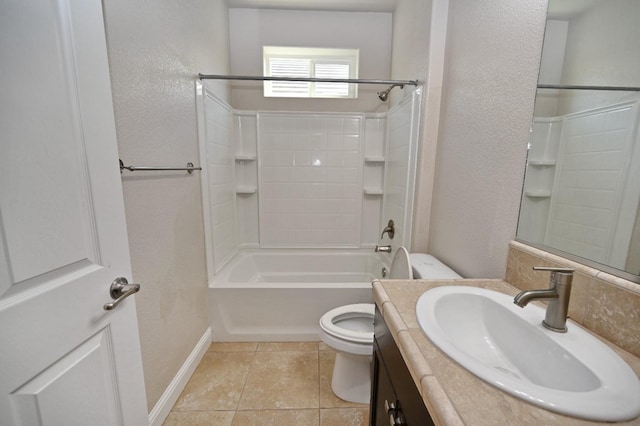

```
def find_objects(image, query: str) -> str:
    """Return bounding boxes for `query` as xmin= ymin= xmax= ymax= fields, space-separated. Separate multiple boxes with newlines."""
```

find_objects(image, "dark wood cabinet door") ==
xmin=371 ymin=306 xmax=435 ymax=426
xmin=371 ymin=339 xmax=398 ymax=426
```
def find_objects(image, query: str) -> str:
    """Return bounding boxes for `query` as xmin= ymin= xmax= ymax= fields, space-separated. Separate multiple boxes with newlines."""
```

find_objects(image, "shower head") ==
xmin=377 ymin=87 xmax=391 ymax=102
xmin=377 ymin=84 xmax=404 ymax=102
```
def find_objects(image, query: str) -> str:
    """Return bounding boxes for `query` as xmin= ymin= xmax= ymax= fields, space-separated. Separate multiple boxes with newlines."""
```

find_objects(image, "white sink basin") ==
xmin=416 ymin=286 xmax=640 ymax=421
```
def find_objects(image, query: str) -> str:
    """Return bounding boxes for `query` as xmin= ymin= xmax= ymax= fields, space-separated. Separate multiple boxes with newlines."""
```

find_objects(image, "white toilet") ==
xmin=318 ymin=248 xmax=461 ymax=403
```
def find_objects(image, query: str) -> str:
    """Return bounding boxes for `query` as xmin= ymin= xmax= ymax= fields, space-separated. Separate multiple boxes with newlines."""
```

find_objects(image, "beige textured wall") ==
xmin=428 ymin=0 xmax=548 ymax=278
xmin=558 ymin=0 xmax=640 ymax=115
xmin=103 ymin=0 xmax=230 ymax=411
xmin=228 ymin=8 xmax=392 ymax=113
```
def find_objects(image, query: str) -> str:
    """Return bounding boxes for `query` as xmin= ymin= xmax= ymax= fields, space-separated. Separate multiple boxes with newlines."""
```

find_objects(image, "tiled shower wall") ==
xmin=258 ymin=113 xmax=364 ymax=247
xmin=233 ymin=112 xmax=387 ymax=248
xmin=198 ymin=86 xmax=238 ymax=276
xmin=200 ymin=90 xmax=423 ymax=262
xmin=362 ymin=115 xmax=386 ymax=247
xmin=234 ymin=112 xmax=259 ymax=248
xmin=521 ymin=99 xmax=640 ymax=272
xmin=547 ymin=101 xmax=640 ymax=269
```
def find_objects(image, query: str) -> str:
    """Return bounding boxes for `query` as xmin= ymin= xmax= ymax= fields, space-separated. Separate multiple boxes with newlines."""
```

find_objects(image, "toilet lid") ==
xmin=319 ymin=303 xmax=374 ymax=344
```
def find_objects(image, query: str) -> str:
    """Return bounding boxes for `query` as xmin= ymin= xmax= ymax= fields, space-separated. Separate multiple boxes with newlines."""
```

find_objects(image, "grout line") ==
xmin=317 ymin=343 xmax=322 ymax=411
xmin=233 ymin=347 xmax=258 ymax=414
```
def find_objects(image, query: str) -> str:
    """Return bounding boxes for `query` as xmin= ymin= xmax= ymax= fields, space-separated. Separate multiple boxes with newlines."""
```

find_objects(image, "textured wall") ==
xmin=102 ymin=0 xmax=230 ymax=411
xmin=533 ymin=20 xmax=568 ymax=117
xmin=428 ymin=0 xmax=547 ymax=278
xmin=228 ymin=8 xmax=392 ymax=112
xmin=390 ymin=0 xmax=449 ymax=254
xmin=557 ymin=0 xmax=640 ymax=115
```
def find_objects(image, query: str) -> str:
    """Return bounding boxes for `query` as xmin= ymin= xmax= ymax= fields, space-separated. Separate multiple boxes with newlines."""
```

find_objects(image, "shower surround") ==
xmin=197 ymin=82 xmax=422 ymax=340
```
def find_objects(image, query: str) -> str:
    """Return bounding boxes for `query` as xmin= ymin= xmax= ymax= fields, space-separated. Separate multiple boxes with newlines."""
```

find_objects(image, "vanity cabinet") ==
xmin=370 ymin=307 xmax=434 ymax=426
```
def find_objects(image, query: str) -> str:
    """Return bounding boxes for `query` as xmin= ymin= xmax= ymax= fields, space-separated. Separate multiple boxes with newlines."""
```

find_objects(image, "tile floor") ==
xmin=163 ymin=341 xmax=370 ymax=426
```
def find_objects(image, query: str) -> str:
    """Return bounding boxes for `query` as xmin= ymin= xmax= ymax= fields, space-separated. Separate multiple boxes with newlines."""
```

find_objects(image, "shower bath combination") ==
xmin=196 ymin=75 xmax=423 ymax=343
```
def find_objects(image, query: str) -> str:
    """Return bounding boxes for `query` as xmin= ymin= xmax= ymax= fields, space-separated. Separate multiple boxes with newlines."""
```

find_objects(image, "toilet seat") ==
xmin=318 ymin=249 xmax=460 ymax=404
xmin=319 ymin=304 xmax=375 ymax=403
xmin=319 ymin=303 xmax=374 ymax=344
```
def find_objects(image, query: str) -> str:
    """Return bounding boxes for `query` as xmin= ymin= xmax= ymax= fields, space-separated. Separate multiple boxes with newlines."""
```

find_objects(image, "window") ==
xmin=263 ymin=46 xmax=359 ymax=99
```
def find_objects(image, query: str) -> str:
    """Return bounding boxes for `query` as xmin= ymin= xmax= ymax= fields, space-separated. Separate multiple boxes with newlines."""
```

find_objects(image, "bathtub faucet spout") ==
xmin=374 ymin=245 xmax=392 ymax=253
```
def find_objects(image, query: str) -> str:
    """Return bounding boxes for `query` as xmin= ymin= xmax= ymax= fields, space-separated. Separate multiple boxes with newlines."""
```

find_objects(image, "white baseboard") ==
xmin=148 ymin=327 xmax=212 ymax=426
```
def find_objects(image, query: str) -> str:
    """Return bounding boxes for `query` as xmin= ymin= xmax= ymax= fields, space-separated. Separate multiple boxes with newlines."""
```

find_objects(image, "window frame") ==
xmin=263 ymin=46 xmax=359 ymax=99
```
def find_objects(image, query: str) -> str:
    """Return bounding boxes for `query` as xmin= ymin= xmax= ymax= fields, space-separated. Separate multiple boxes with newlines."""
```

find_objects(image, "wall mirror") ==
xmin=516 ymin=0 xmax=640 ymax=282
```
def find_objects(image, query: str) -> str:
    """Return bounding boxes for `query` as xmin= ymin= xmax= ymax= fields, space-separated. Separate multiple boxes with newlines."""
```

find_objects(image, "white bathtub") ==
xmin=209 ymin=249 xmax=387 ymax=341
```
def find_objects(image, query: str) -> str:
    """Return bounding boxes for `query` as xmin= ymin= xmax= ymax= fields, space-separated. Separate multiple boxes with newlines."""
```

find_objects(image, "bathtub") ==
xmin=209 ymin=249 xmax=387 ymax=342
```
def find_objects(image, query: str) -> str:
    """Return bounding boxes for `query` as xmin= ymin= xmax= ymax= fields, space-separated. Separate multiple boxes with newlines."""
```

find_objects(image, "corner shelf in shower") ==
xmin=364 ymin=188 xmax=384 ymax=195
xmin=528 ymin=160 xmax=556 ymax=167
xmin=524 ymin=190 xmax=551 ymax=198
xmin=235 ymin=155 xmax=256 ymax=161
xmin=364 ymin=156 xmax=385 ymax=163
xmin=236 ymin=186 xmax=257 ymax=194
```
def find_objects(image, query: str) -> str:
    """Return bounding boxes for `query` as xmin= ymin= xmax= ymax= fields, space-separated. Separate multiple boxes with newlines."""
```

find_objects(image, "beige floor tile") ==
xmin=167 ymin=342 xmax=370 ymax=425
xmin=172 ymin=352 xmax=254 ymax=411
xmin=209 ymin=342 xmax=258 ymax=352
xmin=231 ymin=409 xmax=319 ymax=426
xmin=238 ymin=351 xmax=320 ymax=410
xmin=320 ymin=407 xmax=370 ymax=426
xmin=318 ymin=342 xmax=332 ymax=351
xmin=319 ymin=351 xmax=369 ymax=409
xmin=163 ymin=411 xmax=234 ymax=426
xmin=257 ymin=342 xmax=319 ymax=352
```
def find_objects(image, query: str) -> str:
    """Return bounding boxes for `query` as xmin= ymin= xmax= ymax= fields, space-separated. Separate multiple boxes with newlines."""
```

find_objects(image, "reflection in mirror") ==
xmin=517 ymin=0 xmax=640 ymax=281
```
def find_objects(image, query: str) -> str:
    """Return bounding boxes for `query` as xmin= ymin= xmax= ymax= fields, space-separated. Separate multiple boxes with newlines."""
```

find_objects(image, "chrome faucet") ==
xmin=375 ymin=245 xmax=392 ymax=253
xmin=513 ymin=266 xmax=575 ymax=333
xmin=380 ymin=220 xmax=395 ymax=239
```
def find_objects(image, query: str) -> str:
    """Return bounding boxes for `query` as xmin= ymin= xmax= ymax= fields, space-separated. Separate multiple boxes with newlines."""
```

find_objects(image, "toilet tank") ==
xmin=410 ymin=254 xmax=461 ymax=279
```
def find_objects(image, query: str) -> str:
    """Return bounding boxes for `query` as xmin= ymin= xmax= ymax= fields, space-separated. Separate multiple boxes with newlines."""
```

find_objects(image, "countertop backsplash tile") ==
xmin=507 ymin=240 xmax=640 ymax=358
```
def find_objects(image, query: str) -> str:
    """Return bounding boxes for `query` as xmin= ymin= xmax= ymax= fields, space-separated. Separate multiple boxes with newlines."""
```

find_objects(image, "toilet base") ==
xmin=331 ymin=351 xmax=372 ymax=404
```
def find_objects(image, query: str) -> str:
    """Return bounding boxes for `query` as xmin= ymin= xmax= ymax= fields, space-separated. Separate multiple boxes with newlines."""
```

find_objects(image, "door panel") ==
xmin=1 ymin=0 xmax=97 ymax=295
xmin=0 ymin=0 xmax=148 ymax=424
xmin=10 ymin=329 xmax=121 ymax=426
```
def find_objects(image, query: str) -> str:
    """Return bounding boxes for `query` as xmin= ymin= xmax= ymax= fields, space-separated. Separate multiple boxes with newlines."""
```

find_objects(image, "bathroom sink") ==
xmin=415 ymin=286 xmax=640 ymax=421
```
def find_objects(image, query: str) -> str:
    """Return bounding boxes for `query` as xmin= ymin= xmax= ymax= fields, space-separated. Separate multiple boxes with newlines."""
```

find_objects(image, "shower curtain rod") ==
xmin=537 ymin=84 xmax=640 ymax=92
xmin=198 ymin=73 xmax=419 ymax=86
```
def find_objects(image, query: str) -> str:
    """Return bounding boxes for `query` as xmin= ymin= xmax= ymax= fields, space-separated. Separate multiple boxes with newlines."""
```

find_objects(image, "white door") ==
xmin=0 ymin=0 xmax=148 ymax=425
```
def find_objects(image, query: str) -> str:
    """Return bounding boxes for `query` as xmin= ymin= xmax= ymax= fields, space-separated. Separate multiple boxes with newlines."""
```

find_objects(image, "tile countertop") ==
xmin=373 ymin=279 xmax=640 ymax=426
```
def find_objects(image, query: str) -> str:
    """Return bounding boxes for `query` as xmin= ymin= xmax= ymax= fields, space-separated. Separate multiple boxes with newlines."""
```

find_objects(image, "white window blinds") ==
xmin=314 ymin=63 xmax=350 ymax=97
xmin=268 ymin=58 xmax=311 ymax=97
xmin=263 ymin=47 xmax=358 ymax=98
